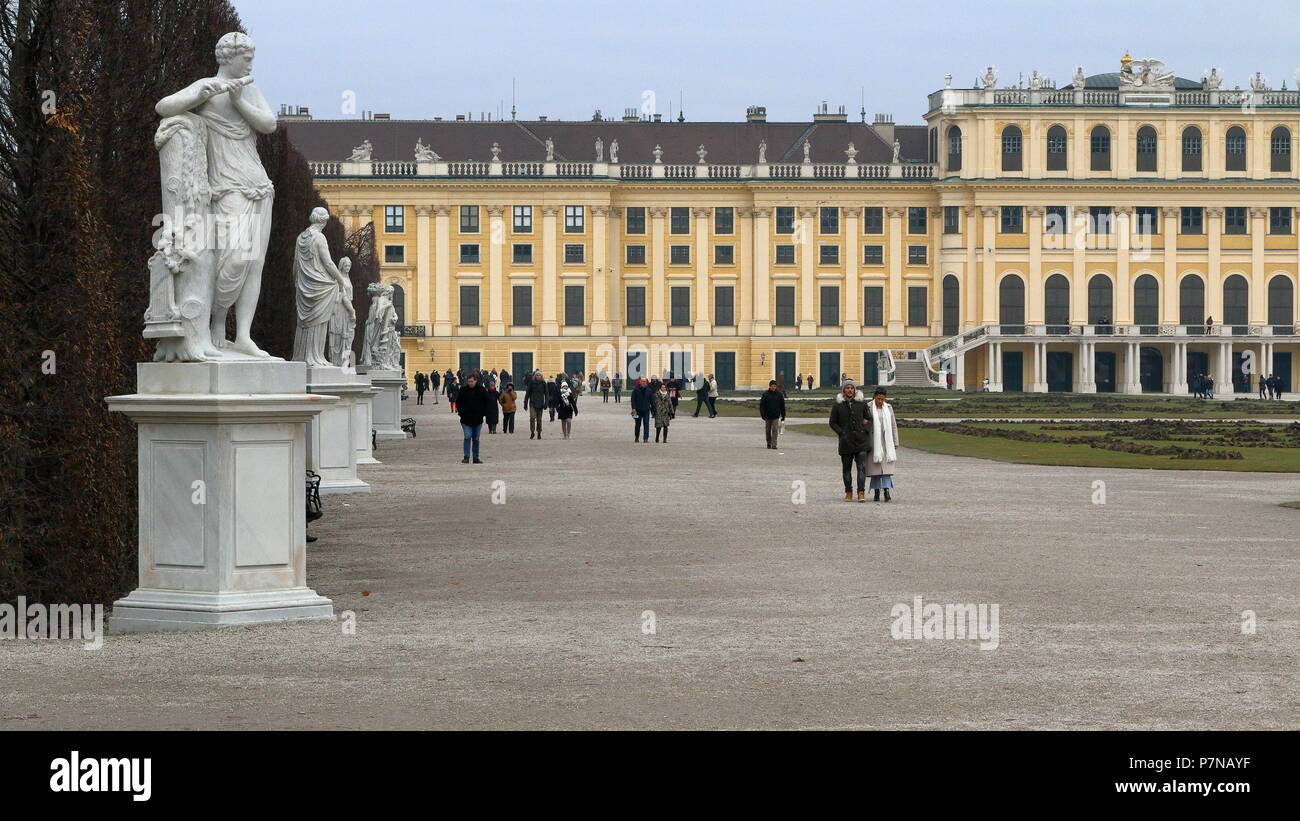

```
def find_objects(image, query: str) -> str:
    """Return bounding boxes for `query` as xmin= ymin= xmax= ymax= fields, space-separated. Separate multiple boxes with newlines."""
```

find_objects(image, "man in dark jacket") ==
xmin=612 ymin=372 xmax=623 ymax=403
xmin=630 ymin=378 xmax=654 ymax=442
xmin=693 ymin=373 xmax=710 ymax=417
xmin=828 ymin=380 xmax=871 ymax=502
xmin=759 ymin=379 xmax=787 ymax=449
xmin=546 ymin=376 xmax=561 ymax=421
xmin=523 ymin=370 xmax=548 ymax=439
xmin=456 ymin=374 xmax=490 ymax=463
xmin=429 ymin=369 xmax=440 ymax=404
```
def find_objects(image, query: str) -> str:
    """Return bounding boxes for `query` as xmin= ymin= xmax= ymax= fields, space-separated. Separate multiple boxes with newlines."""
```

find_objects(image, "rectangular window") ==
xmin=670 ymin=286 xmax=691 ymax=326
xmin=460 ymin=205 xmax=480 ymax=233
xmin=1180 ymin=206 xmax=1204 ymax=235
xmin=863 ymin=207 xmax=884 ymax=234
xmin=775 ymin=206 xmax=795 ymax=234
xmin=459 ymin=243 xmax=480 ymax=264
xmin=1089 ymin=206 xmax=1113 ymax=235
xmin=907 ymin=245 xmax=928 ymax=265
xmin=863 ymin=245 xmax=884 ymax=265
xmin=1270 ymin=207 xmax=1293 ymax=235
xmin=563 ymin=244 xmax=585 ymax=264
xmin=626 ymin=207 xmax=646 ymax=234
xmin=625 ymin=244 xmax=646 ymax=265
xmin=863 ymin=286 xmax=884 ymax=326
xmin=564 ymin=205 xmax=584 ymax=233
xmin=775 ymin=286 xmax=796 ymax=326
xmin=1045 ymin=205 xmax=1069 ymax=235
xmin=669 ymin=245 xmax=690 ymax=265
xmin=819 ymin=245 xmax=839 ymax=265
xmin=907 ymin=286 xmax=928 ymax=327
xmin=775 ymin=244 xmax=795 ymax=265
xmin=1000 ymin=206 xmax=1024 ymax=234
xmin=907 ymin=206 xmax=928 ymax=234
xmin=384 ymin=245 xmax=405 ymax=263
xmin=1224 ymin=207 xmax=1248 ymax=235
xmin=564 ymin=285 xmax=584 ymax=326
xmin=512 ymin=205 xmax=533 ymax=233
xmin=626 ymin=286 xmax=646 ymax=326
xmin=819 ymin=285 xmax=840 ymax=326
xmin=512 ymin=243 xmax=532 ymax=264
xmin=714 ymin=207 xmax=734 ymax=235
xmin=512 ymin=285 xmax=532 ymax=326
xmin=943 ymin=206 xmax=960 ymax=234
xmin=1134 ymin=206 xmax=1160 ymax=235
xmin=670 ymin=207 xmax=690 ymax=234
xmin=714 ymin=286 xmax=735 ymax=327
xmin=459 ymin=285 xmax=480 ymax=326
xmin=714 ymin=245 xmax=734 ymax=265
xmin=819 ymin=206 xmax=839 ymax=234
xmin=384 ymin=205 xmax=404 ymax=232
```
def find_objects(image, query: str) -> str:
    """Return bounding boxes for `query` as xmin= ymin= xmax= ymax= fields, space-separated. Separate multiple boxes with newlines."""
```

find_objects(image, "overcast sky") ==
xmin=234 ymin=0 xmax=1300 ymax=124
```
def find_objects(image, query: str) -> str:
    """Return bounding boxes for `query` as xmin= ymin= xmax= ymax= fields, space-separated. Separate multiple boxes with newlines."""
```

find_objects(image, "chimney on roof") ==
xmin=813 ymin=101 xmax=847 ymax=122
xmin=871 ymin=112 xmax=895 ymax=145
xmin=276 ymin=104 xmax=313 ymax=121
xmin=455 ymin=114 xmax=465 ymax=121
xmin=622 ymin=107 xmax=640 ymax=122
xmin=746 ymin=105 xmax=767 ymax=122
xmin=374 ymin=113 xmax=390 ymax=120
xmin=653 ymin=113 xmax=662 ymax=123
xmin=538 ymin=115 xmax=547 ymax=122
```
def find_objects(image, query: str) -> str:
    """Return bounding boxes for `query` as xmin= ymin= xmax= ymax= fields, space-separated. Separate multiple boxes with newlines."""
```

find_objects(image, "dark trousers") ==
xmin=614 ymin=388 xmax=622 ymax=403
xmin=416 ymin=390 xmax=425 ymax=405
xmin=693 ymin=395 xmax=707 ymax=416
xmin=841 ymin=451 xmax=867 ymax=493
xmin=529 ymin=406 xmax=544 ymax=435
xmin=502 ymin=411 xmax=515 ymax=433
xmin=706 ymin=396 xmax=717 ymax=416
xmin=602 ymin=390 xmax=609 ymax=402
xmin=634 ymin=413 xmax=650 ymax=440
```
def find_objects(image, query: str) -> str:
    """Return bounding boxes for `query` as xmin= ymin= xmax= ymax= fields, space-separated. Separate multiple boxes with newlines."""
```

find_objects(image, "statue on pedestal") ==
xmin=609 ymin=139 xmax=619 ymax=163
xmin=892 ymin=139 xmax=901 ymax=164
xmin=414 ymin=138 xmax=439 ymax=162
xmin=348 ymin=139 xmax=373 ymax=162
xmin=292 ymin=206 xmax=353 ymax=368
xmin=757 ymin=139 xmax=767 ymax=163
xmin=545 ymin=137 xmax=555 ymax=161
xmin=595 ymin=136 xmax=603 ymax=161
xmin=361 ymin=283 xmax=400 ymax=372
xmin=327 ymin=257 xmax=357 ymax=370
xmin=148 ymin=32 xmax=278 ymax=361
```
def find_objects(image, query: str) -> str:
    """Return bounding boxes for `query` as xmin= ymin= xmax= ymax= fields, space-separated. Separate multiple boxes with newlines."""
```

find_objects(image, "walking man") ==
xmin=524 ymin=369 xmax=547 ymax=439
xmin=631 ymin=377 xmax=653 ymax=443
xmin=613 ymin=372 xmax=623 ymax=403
xmin=759 ymin=379 xmax=786 ymax=449
xmin=456 ymin=373 xmax=489 ymax=464
xmin=828 ymin=380 xmax=871 ymax=502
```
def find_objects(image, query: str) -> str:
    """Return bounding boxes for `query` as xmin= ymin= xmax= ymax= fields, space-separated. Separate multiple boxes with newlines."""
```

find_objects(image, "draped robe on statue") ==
xmin=292 ymin=229 xmax=340 ymax=367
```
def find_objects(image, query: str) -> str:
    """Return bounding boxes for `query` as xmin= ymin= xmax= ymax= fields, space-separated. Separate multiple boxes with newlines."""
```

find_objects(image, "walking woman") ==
xmin=652 ymin=380 xmax=675 ymax=443
xmin=445 ymin=376 xmax=460 ymax=413
xmin=485 ymin=379 xmax=500 ymax=433
xmin=557 ymin=381 xmax=577 ymax=438
xmin=499 ymin=382 xmax=517 ymax=434
xmin=866 ymin=387 xmax=899 ymax=501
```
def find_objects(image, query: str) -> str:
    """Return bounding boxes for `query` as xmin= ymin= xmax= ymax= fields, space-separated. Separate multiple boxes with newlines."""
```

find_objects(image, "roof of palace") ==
xmin=280 ymin=119 xmax=931 ymax=166
xmin=1071 ymin=72 xmax=1204 ymax=90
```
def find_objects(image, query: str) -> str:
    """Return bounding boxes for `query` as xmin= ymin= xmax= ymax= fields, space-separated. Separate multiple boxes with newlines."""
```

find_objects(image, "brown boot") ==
xmin=857 ymin=491 xmax=866 ymax=503
xmin=844 ymin=492 xmax=853 ymax=502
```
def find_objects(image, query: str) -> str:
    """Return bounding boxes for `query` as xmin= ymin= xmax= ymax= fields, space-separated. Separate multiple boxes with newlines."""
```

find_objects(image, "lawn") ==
xmin=790 ymin=418 xmax=1300 ymax=472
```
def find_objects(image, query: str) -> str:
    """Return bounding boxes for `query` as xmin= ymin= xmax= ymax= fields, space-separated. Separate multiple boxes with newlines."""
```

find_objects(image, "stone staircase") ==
xmin=890 ymin=360 xmax=934 ymax=387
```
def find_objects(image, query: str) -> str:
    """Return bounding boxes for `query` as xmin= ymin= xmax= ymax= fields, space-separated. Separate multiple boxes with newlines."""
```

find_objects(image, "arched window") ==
xmin=1268 ymin=275 xmax=1294 ymax=333
xmin=1044 ymin=273 xmax=1070 ymax=332
xmin=1225 ymin=126 xmax=1247 ymax=172
xmin=1136 ymin=126 xmax=1158 ymax=172
xmin=1046 ymin=125 xmax=1068 ymax=171
xmin=1223 ymin=274 xmax=1248 ymax=330
xmin=1090 ymin=125 xmax=1111 ymax=171
xmin=999 ymin=274 xmax=1025 ymax=332
xmin=1087 ymin=275 xmax=1113 ymax=327
xmin=1272 ymin=126 xmax=1292 ymax=172
xmin=1181 ymin=126 xmax=1202 ymax=173
xmin=1134 ymin=274 xmax=1159 ymax=328
xmin=947 ymin=125 xmax=962 ymax=172
xmin=1001 ymin=125 xmax=1023 ymax=172
xmin=942 ymin=274 xmax=960 ymax=336
xmin=1179 ymin=275 xmax=1205 ymax=332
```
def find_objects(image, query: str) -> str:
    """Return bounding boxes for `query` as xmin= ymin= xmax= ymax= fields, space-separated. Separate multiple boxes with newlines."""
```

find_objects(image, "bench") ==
xmin=401 ymin=417 xmax=417 ymax=437
xmin=305 ymin=470 xmax=322 ymax=543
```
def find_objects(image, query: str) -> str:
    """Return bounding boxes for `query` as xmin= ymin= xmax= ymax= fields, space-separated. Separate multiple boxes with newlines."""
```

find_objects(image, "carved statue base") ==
xmin=360 ymin=367 xmax=406 ymax=440
xmin=305 ymin=365 xmax=372 ymax=494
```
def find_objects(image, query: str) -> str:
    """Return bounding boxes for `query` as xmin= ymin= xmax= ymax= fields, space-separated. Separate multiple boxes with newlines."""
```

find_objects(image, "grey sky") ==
xmin=235 ymin=0 xmax=1300 ymax=124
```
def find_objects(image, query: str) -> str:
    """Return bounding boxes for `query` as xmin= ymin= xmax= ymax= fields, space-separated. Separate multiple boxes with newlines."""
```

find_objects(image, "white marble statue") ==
xmin=696 ymin=144 xmax=707 ymax=164
xmin=361 ymin=283 xmax=400 ymax=372
xmin=348 ymin=139 xmax=373 ymax=162
xmin=652 ymin=144 xmax=663 ymax=163
xmin=327 ymin=257 xmax=357 ymax=370
xmin=150 ymin=31 xmax=277 ymax=361
xmin=1028 ymin=70 xmax=1043 ymax=91
xmin=844 ymin=142 xmax=857 ymax=164
xmin=545 ymin=137 xmax=555 ymax=161
xmin=981 ymin=66 xmax=998 ymax=90
xmin=757 ymin=139 xmax=767 ymax=163
xmin=1250 ymin=72 xmax=1267 ymax=92
xmin=292 ymin=207 xmax=353 ymax=368
xmin=802 ymin=139 xmax=811 ymax=163
xmin=1073 ymin=65 xmax=1087 ymax=88
xmin=595 ymin=136 xmax=603 ymax=161
xmin=609 ymin=139 xmax=619 ymax=163
xmin=414 ymin=138 xmax=439 ymax=161
xmin=1121 ymin=58 xmax=1174 ymax=89
xmin=892 ymin=139 xmax=901 ymax=164
xmin=491 ymin=141 xmax=501 ymax=162
xmin=1204 ymin=68 xmax=1222 ymax=91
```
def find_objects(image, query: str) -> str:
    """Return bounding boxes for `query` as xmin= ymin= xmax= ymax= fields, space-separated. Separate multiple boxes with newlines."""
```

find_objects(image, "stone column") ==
xmin=694 ymin=207 xmax=712 ymax=333
xmin=1171 ymin=341 xmax=1187 ymax=394
xmin=357 ymin=204 xmax=374 ymax=229
xmin=606 ymin=207 xmax=623 ymax=336
xmin=415 ymin=206 xmax=432 ymax=327
xmin=591 ymin=205 xmax=611 ymax=336
xmin=340 ymin=205 xmax=357 ymax=236
xmin=1250 ymin=207 xmax=1268 ymax=324
xmin=1216 ymin=341 xmax=1233 ymax=395
xmin=433 ymin=205 xmax=452 ymax=336
xmin=738 ymin=206 xmax=755 ymax=335
xmin=980 ymin=206 xmax=998 ymax=324
xmin=843 ymin=205 xmax=861 ymax=335
xmin=106 ymin=361 xmax=335 ymax=631
xmin=649 ymin=207 xmax=668 ymax=334
xmin=1207 ymin=207 xmax=1224 ymax=325
xmin=1114 ymin=206 xmax=1133 ymax=324
xmin=798 ymin=206 xmax=817 ymax=334
xmin=1070 ymin=205 xmax=1088 ymax=325
xmin=1030 ymin=341 xmax=1047 ymax=392
xmin=1078 ymin=340 xmax=1097 ymax=393
xmin=1027 ymin=206 xmax=1045 ymax=324
xmin=1162 ymin=209 xmax=1179 ymax=324
xmin=964 ymin=206 xmax=978 ymax=328
xmin=541 ymin=205 xmax=560 ymax=335
xmin=1125 ymin=341 xmax=1142 ymax=393
xmin=751 ymin=207 xmax=771 ymax=335
xmin=886 ymin=206 xmax=906 ymax=333
xmin=486 ymin=205 xmax=506 ymax=335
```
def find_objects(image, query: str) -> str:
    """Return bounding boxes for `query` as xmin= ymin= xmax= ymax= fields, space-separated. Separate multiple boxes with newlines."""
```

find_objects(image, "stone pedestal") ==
xmin=105 ymin=360 xmax=335 ymax=632
xmin=305 ymin=366 xmax=371 ymax=495
xmin=363 ymin=368 xmax=406 ymax=440
xmin=355 ymin=383 xmax=380 ymax=465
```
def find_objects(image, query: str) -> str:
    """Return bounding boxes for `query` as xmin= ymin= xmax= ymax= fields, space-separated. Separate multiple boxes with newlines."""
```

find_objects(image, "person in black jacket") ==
xmin=523 ymin=370 xmax=548 ymax=439
xmin=759 ymin=379 xmax=787 ymax=449
xmin=692 ymin=373 xmax=710 ymax=417
xmin=630 ymin=377 xmax=654 ymax=442
xmin=485 ymin=380 xmax=500 ymax=433
xmin=445 ymin=377 xmax=460 ymax=412
xmin=828 ymin=380 xmax=871 ymax=502
xmin=429 ymin=369 xmax=440 ymax=404
xmin=456 ymin=374 xmax=489 ymax=463
xmin=546 ymin=376 xmax=561 ymax=421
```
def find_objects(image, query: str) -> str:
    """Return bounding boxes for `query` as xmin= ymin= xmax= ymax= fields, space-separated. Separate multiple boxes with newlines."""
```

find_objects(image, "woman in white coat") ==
xmin=866 ymin=386 xmax=899 ymax=501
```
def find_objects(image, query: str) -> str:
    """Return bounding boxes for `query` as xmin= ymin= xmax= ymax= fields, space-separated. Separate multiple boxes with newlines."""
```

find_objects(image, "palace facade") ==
xmin=283 ymin=55 xmax=1300 ymax=392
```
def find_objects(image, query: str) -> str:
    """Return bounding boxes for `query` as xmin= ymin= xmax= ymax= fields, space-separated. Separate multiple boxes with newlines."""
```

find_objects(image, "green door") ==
xmin=862 ymin=351 xmax=879 ymax=387
xmin=1002 ymin=350 xmax=1024 ymax=392
xmin=774 ymin=351 xmax=796 ymax=392
xmin=1047 ymin=351 xmax=1073 ymax=392
xmin=819 ymin=352 xmax=841 ymax=391
xmin=714 ymin=352 xmax=736 ymax=390
xmin=1094 ymin=351 xmax=1116 ymax=392
xmin=458 ymin=351 xmax=480 ymax=374
xmin=1273 ymin=352 xmax=1292 ymax=392
xmin=563 ymin=351 xmax=585 ymax=379
xmin=511 ymin=352 xmax=533 ymax=384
